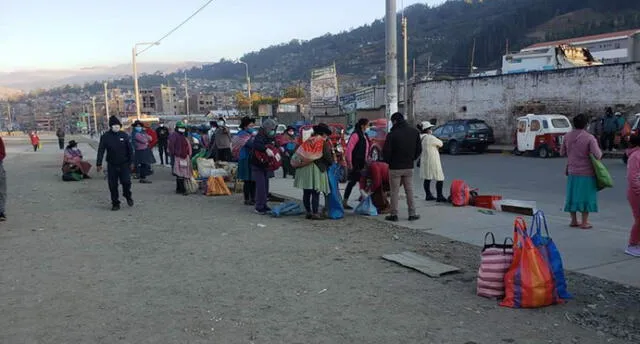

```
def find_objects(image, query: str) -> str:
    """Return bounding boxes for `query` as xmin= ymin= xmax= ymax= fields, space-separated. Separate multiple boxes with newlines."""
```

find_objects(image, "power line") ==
xmin=137 ymin=0 xmax=215 ymax=56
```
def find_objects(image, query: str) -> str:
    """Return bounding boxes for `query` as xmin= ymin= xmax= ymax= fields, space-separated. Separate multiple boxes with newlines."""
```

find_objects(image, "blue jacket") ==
xmin=603 ymin=115 xmax=620 ymax=134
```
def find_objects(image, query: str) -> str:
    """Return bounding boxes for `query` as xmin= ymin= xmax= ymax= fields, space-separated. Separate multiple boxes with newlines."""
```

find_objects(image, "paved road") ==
xmin=1 ymin=142 xmax=638 ymax=343
xmin=420 ymin=153 xmax=630 ymax=231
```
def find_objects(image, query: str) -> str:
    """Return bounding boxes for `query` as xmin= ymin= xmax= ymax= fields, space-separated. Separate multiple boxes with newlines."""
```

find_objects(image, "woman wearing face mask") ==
xmin=235 ymin=116 xmax=257 ymax=205
xmin=131 ymin=120 xmax=154 ymax=184
xmin=168 ymin=121 xmax=192 ymax=195
xmin=214 ymin=119 xmax=232 ymax=162
xmin=245 ymin=119 xmax=278 ymax=214
xmin=294 ymin=123 xmax=334 ymax=220
xmin=343 ymin=118 xmax=370 ymax=209
xmin=63 ymin=140 xmax=92 ymax=178
xmin=276 ymin=126 xmax=298 ymax=179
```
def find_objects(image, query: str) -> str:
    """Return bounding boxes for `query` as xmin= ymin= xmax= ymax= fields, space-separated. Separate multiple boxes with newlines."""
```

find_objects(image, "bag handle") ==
xmin=513 ymin=217 xmax=528 ymax=245
xmin=529 ymin=210 xmax=550 ymax=237
xmin=503 ymin=237 xmax=514 ymax=254
xmin=483 ymin=232 xmax=496 ymax=247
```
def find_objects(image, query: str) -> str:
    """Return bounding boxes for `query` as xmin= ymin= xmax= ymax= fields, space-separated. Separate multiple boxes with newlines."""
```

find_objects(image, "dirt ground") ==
xmin=1 ymin=141 xmax=638 ymax=344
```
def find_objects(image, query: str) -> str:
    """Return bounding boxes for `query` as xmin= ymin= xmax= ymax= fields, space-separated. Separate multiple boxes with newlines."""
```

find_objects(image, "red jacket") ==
xmin=360 ymin=161 xmax=389 ymax=192
xmin=30 ymin=133 xmax=40 ymax=145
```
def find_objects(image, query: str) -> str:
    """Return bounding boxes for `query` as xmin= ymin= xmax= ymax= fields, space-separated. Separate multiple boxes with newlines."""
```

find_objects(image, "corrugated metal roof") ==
xmin=524 ymin=29 xmax=640 ymax=50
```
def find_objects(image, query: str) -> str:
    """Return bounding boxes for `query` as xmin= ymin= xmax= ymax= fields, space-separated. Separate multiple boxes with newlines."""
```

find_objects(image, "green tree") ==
xmin=283 ymin=86 xmax=305 ymax=99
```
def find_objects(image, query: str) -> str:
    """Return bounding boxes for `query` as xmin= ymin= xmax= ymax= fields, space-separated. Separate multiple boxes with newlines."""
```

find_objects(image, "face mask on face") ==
xmin=217 ymin=121 xmax=225 ymax=127
xmin=134 ymin=127 xmax=142 ymax=132
xmin=72 ymin=147 xmax=79 ymax=151
xmin=287 ymin=131 xmax=294 ymax=136
xmin=111 ymin=125 xmax=121 ymax=132
xmin=159 ymin=124 xmax=164 ymax=127
xmin=178 ymin=128 xmax=186 ymax=133
xmin=268 ymin=130 xmax=276 ymax=137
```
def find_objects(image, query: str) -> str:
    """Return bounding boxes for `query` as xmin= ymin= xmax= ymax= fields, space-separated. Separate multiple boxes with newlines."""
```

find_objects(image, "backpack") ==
xmin=450 ymin=179 xmax=471 ymax=207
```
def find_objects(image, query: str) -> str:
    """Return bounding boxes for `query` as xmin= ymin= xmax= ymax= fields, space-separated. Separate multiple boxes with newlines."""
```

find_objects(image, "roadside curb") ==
xmin=487 ymin=146 xmax=625 ymax=159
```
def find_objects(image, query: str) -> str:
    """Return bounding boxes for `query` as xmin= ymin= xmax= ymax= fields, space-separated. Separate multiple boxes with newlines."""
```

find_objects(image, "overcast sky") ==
xmin=1 ymin=0 xmax=445 ymax=71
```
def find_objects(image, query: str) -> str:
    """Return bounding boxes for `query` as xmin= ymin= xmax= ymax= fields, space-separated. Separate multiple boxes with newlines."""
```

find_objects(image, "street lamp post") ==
xmin=91 ymin=96 xmax=98 ymax=135
xmin=104 ymin=82 xmax=110 ymax=119
xmin=132 ymin=42 xmax=160 ymax=120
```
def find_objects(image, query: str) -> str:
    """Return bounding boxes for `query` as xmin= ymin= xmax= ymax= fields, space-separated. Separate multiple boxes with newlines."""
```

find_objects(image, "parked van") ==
xmin=515 ymin=114 xmax=572 ymax=158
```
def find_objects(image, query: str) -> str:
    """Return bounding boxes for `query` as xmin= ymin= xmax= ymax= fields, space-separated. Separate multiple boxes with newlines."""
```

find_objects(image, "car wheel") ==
xmin=513 ymin=148 xmax=523 ymax=156
xmin=448 ymin=141 xmax=460 ymax=155
xmin=538 ymin=145 xmax=549 ymax=159
xmin=371 ymin=147 xmax=381 ymax=161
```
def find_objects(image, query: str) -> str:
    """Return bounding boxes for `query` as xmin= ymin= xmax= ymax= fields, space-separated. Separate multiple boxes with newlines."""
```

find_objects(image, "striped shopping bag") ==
xmin=477 ymin=232 xmax=513 ymax=299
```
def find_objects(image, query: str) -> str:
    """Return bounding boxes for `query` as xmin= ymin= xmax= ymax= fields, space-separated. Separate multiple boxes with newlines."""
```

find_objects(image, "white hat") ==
xmin=421 ymin=121 xmax=434 ymax=130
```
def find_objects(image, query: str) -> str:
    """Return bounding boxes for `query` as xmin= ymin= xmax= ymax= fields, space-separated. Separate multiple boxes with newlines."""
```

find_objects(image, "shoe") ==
xmin=624 ymin=245 xmax=640 ymax=257
xmin=343 ymin=203 xmax=354 ymax=210
xmin=244 ymin=200 xmax=251 ymax=206
xmin=311 ymin=214 xmax=325 ymax=220
xmin=436 ymin=197 xmax=448 ymax=203
xmin=249 ymin=200 xmax=256 ymax=206
xmin=83 ymin=174 xmax=92 ymax=179
xmin=385 ymin=215 xmax=399 ymax=222
xmin=408 ymin=215 xmax=421 ymax=221
xmin=0 ymin=213 xmax=6 ymax=221
xmin=126 ymin=198 xmax=134 ymax=207
xmin=306 ymin=213 xmax=313 ymax=220
xmin=255 ymin=209 xmax=269 ymax=215
xmin=139 ymin=179 xmax=152 ymax=184
xmin=111 ymin=204 xmax=120 ymax=211
xmin=425 ymin=195 xmax=436 ymax=201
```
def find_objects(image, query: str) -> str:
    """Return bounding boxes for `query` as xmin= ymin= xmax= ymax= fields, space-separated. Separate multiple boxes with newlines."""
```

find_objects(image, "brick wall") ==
xmin=413 ymin=62 xmax=640 ymax=143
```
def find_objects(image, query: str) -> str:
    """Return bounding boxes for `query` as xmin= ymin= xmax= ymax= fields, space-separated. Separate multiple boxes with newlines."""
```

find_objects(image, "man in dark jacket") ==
xmin=382 ymin=112 xmax=422 ymax=222
xmin=96 ymin=116 xmax=134 ymax=211
xmin=155 ymin=121 xmax=170 ymax=165
xmin=56 ymin=127 xmax=65 ymax=150
xmin=601 ymin=107 xmax=620 ymax=151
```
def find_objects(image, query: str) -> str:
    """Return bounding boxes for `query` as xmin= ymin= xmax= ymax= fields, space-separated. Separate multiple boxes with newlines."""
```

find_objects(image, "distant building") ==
xmin=152 ymin=85 xmax=178 ymax=115
xmin=139 ymin=89 xmax=156 ymax=114
xmin=522 ymin=29 xmax=640 ymax=64
xmin=189 ymin=94 xmax=215 ymax=113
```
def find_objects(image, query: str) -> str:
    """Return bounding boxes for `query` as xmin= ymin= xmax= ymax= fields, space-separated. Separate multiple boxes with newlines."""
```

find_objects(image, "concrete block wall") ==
xmin=413 ymin=63 xmax=640 ymax=143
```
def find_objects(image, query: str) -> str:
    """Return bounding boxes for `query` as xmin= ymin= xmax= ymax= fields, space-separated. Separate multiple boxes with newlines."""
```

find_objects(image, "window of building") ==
xmin=615 ymin=42 xmax=621 ymax=49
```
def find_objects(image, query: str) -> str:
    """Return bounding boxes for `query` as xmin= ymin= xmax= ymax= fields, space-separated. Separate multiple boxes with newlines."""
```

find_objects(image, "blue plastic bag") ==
xmin=529 ymin=210 xmax=572 ymax=299
xmin=271 ymin=201 xmax=304 ymax=217
xmin=354 ymin=196 xmax=378 ymax=216
xmin=327 ymin=164 xmax=344 ymax=219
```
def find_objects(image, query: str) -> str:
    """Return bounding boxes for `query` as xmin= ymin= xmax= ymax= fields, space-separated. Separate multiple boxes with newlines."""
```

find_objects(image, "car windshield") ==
xmin=468 ymin=122 xmax=489 ymax=131
xmin=551 ymin=118 xmax=570 ymax=128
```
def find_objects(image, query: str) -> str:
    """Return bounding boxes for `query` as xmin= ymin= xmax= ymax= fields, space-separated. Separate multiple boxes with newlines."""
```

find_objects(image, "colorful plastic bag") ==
xmin=450 ymin=179 xmax=471 ymax=206
xmin=501 ymin=217 xmax=562 ymax=308
xmin=206 ymin=176 xmax=231 ymax=196
xmin=477 ymin=232 xmax=513 ymax=299
xmin=354 ymin=196 xmax=378 ymax=216
xmin=590 ymin=154 xmax=613 ymax=190
xmin=271 ymin=201 xmax=304 ymax=217
xmin=291 ymin=136 xmax=325 ymax=168
xmin=231 ymin=132 xmax=252 ymax=161
xmin=327 ymin=164 xmax=344 ymax=219
xmin=529 ymin=210 xmax=572 ymax=299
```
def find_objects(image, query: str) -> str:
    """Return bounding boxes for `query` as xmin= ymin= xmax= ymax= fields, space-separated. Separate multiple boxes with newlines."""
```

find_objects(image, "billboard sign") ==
xmin=310 ymin=65 xmax=338 ymax=107
xmin=258 ymin=104 xmax=273 ymax=117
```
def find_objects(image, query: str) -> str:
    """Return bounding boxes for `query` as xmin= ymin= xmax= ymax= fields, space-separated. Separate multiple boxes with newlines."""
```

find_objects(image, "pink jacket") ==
xmin=560 ymin=129 xmax=602 ymax=176
xmin=132 ymin=131 xmax=151 ymax=151
xmin=345 ymin=131 xmax=370 ymax=168
xmin=627 ymin=147 xmax=640 ymax=195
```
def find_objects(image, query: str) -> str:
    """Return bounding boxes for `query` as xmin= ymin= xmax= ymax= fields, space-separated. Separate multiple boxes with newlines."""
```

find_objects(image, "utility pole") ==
xmin=91 ymin=96 xmax=98 ymax=135
xmin=184 ymin=72 xmax=190 ymax=121
xmin=132 ymin=47 xmax=142 ymax=120
xmin=402 ymin=15 xmax=409 ymax=123
xmin=6 ymin=103 xmax=11 ymax=131
xmin=385 ymin=0 xmax=398 ymax=129
xmin=104 ymin=82 xmax=110 ymax=119
xmin=470 ymin=38 xmax=477 ymax=75
xmin=427 ymin=55 xmax=431 ymax=79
